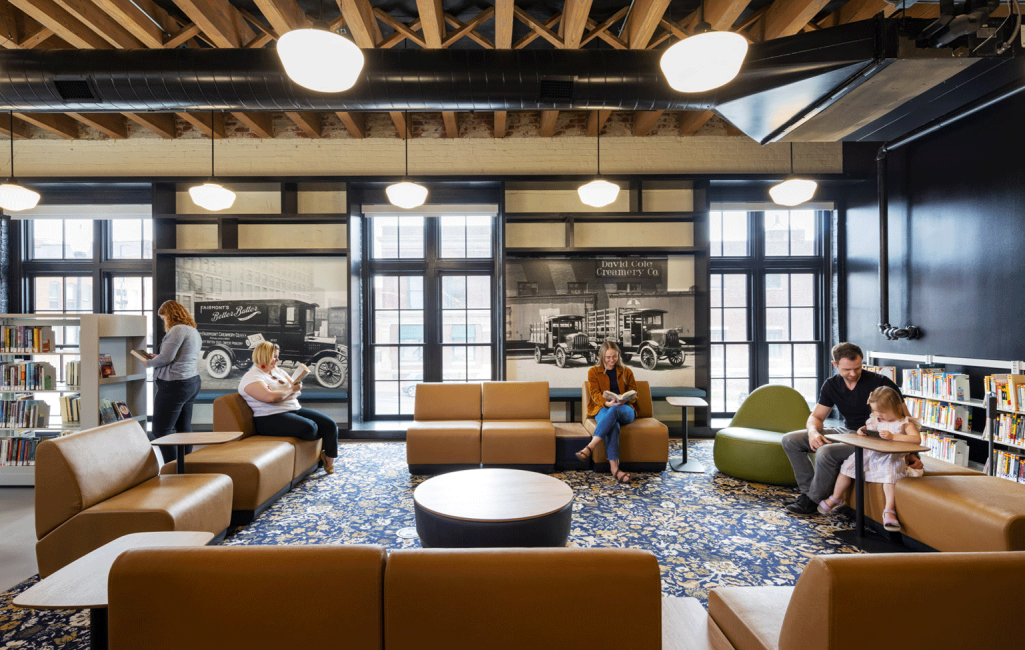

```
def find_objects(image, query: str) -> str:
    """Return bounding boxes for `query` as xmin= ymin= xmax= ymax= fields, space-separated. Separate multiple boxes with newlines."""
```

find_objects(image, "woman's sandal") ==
xmin=321 ymin=450 xmax=335 ymax=475
xmin=575 ymin=446 xmax=593 ymax=462
xmin=882 ymin=509 xmax=901 ymax=532
xmin=614 ymin=470 xmax=632 ymax=484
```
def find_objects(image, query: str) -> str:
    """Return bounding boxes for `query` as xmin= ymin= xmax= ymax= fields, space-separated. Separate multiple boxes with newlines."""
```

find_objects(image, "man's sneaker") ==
xmin=785 ymin=494 xmax=818 ymax=515
xmin=783 ymin=494 xmax=802 ymax=506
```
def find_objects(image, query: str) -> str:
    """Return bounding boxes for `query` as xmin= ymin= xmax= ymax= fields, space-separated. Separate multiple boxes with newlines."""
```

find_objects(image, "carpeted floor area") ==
xmin=1 ymin=439 xmax=862 ymax=649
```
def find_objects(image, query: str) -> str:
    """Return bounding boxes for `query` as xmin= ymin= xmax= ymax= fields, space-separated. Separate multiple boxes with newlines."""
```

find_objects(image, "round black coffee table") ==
xmin=413 ymin=468 xmax=573 ymax=548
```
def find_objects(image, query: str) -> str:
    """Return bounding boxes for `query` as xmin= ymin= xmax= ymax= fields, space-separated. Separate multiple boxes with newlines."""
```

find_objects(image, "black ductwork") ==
xmin=0 ymin=20 xmax=888 ymax=113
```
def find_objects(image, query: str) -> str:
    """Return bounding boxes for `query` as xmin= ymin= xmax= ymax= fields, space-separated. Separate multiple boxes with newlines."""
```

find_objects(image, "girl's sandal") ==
xmin=882 ymin=509 xmax=901 ymax=532
xmin=575 ymin=446 xmax=593 ymax=462
xmin=614 ymin=470 xmax=632 ymax=484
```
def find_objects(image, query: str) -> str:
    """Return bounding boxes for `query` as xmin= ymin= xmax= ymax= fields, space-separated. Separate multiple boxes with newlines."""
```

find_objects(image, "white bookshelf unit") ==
xmin=0 ymin=313 xmax=148 ymax=486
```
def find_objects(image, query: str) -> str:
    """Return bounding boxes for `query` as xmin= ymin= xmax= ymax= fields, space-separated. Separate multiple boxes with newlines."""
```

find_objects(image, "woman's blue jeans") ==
xmin=593 ymin=405 xmax=635 ymax=462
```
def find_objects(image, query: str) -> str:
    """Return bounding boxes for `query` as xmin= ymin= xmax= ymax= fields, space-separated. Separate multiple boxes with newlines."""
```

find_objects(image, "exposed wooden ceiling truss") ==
xmin=0 ymin=0 xmax=957 ymax=140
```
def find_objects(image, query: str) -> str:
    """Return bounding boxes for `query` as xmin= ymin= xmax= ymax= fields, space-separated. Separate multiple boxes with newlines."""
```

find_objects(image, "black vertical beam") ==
xmin=92 ymin=220 xmax=104 ymax=312
xmin=151 ymin=183 xmax=177 ymax=346
xmin=0 ymin=216 xmax=10 ymax=313
xmin=423 ymin=217 xmax=440 ymax=382
xmin=692 ymin=180 xmax=711 ymax=431
xmin=218 ymin=219 xmax=239 ymax=250
xmin=495 ymin=182 xmax=506 ymax=380
xmin=281 ymin=182 xmax=298 ymax=214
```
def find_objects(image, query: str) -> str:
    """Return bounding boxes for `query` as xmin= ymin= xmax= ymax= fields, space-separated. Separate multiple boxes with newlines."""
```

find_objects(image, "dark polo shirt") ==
xmin=818 ymin=370 xmax=903 ymax=430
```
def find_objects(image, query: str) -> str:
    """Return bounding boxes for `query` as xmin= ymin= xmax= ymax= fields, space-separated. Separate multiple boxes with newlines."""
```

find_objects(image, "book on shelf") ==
xmin=992 ymin=449 xmax=1025 ymax=484
xmin=992 ymin=413 xmax=1025 ymax=447
xmin=0 ymin=435 xmax=40 ymax=466
xmin=902 ymin=369 xmax=968 ymax=401
xmin=65 ymin=360 xmax=81 ymax=388
xmin=0 ymin=325 xmax=54 ymax=354
xmin=59 ymin=394 xmax=81 ymax=424
xmin=98 ymin=353 xmax=115 ymax=378
xmin=984 ymin=374 xmax=1025 ymax=412
xmin=129 ymin=349 xmax=150 ymax=364
xmin=920 ymin=430 xmax=969 ymax=467
xmin=602 ymin=389 xmax=637 ymax=402
xmin=905 ymin=397 xmax=972 ymax=432
xmin=0 ymin=361 xmax=55 ymax=390
xmin=112 ymin=400 xmax=133 ymax=420
xmin=98 ymin=399 xmax=120 ymax=425
xmin=0 ymin=396 xmax=50 ymax=428
xmin=864 ymin=365 xmax=896 ymax=382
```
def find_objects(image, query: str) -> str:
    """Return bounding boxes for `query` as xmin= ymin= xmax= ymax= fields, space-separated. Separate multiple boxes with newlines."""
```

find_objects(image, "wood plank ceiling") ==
xmin=0 ymin=0 xmax=949 ymax=140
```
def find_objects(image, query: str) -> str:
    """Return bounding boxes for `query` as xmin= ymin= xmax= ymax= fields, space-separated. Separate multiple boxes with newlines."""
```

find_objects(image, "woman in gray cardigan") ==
xmin=146 ymin=300 xmax=203 ymax=463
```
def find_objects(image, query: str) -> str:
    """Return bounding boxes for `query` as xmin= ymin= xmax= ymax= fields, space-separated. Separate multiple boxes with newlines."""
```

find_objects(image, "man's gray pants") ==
xmin=780 ymin=431 xmax=855 ymax=503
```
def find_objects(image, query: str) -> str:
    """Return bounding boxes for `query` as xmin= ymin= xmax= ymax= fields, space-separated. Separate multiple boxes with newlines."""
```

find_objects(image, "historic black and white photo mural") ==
xmin=174 ymin=257 xmax=348 ymax=392
xmin=505 ymin=256 xmax=696 ymax=387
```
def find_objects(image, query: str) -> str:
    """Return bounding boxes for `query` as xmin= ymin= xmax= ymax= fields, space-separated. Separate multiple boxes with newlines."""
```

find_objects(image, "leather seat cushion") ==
xmin=896 ymin=475 xmax=1025 ymax=551
xmin=589 ymin=417 xmax=669 ymax=463
xmin=414 ymin=383 xmax=482 ymax=421
xmin=481 ymin=420 xmax=555 ymax=464
xmin=161 ymin=440 xmax=294 ymax=510
xmin=407 ymin=421 xmax=481 ymax=465
xmin=708 ymin=586 xmax=792 ymax=650
xmin=712 ymin=427 xmax=797 ymax=486
xmin=842 ymin=455 xmax=982 ymax=524
xmin=482 ymin=381 xmax=550 ymax=420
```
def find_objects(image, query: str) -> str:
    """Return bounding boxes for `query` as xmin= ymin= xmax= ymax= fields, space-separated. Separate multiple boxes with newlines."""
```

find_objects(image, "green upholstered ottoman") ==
xmin=713 ymin=427 xmax=797 ymax=486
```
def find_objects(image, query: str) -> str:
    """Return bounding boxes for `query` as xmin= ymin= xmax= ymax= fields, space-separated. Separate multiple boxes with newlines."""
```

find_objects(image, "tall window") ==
xmin=709 ymin=208 xmax=830 ymax=416
xmin=367 ymin=213 xmax=495 ymax=418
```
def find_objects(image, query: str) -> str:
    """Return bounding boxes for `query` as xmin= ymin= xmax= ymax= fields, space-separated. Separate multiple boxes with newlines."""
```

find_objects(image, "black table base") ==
xmin=414 ymin=501 xmax=572 ymax=548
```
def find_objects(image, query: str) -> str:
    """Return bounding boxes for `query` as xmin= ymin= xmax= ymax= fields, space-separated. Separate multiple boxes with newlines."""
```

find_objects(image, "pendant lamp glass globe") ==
xmin=577 ymin=179 xmax=620 ymax=208
xmin=189 ymin=183 xmax=237 ymax=211
xmin=769 ymin=178 xmax=817 ymax=207
xmin=660 ymin=29 xmax=748 ymax=93
xmin=278 ymin=26 xmax=364 ymax=93
xmin=0 ymin=182 xmax=40 ymax=211
xmin=386 ymin=181 xmax=429 ymax=209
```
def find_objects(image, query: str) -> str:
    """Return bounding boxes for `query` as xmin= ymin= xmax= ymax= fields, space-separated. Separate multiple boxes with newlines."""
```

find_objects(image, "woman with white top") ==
xmin=237 ymin=341 xmax=338 ymax=474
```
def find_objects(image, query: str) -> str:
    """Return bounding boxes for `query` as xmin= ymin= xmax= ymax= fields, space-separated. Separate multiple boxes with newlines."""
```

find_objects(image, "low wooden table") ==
xmin=151 ymin=431 xmax=243 ymax=473
xmin=666 ymin=396 xmax=708 ymax=473
xmin=13 ymin=531 xmax=214 ymax=650
xmin=824 ymin=431 xmax=928 ymax=551
xmin=413 ymin=468 xmax=574 ymax=548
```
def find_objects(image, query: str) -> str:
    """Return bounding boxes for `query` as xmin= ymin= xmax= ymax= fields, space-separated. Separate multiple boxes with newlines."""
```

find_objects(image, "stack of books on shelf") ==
xmin=1 ymin=396 xmax=50 ymax=428
xmin=921 ymin=430 xmax=969 ymax=467
xmin=60 ymin=394 xmax=80 ymax=425
xmin=1 ymin=436 xmax=38 ymax=466
xmin=992 ymin=450 xmax=1025 ymax=483
xmin=864 ymin=365 xmax=896 ymax=382
xmin=65 ymin=360 xmax=81 ymax=388
xmin=991 ymin=413 xmax=1025 ymax=447
xmin=984 ymin=374 xmax=1025 ymax=412
xmin=0 ymin=361 xmax=56 ymax=390
xmin=905 ymin=397 xmax=972 ymax=432
xmin=99 ymin=398 xmax=133 ymax=424
xmin=902 ymin=368 xmax=969 ymax=400
xmin=0 ymin=325 xmax=54 ymax=353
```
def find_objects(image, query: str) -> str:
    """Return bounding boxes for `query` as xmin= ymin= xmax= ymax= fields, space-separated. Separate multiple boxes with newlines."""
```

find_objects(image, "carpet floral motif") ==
xmin=1 ymin=440 xmax=861 ymax=649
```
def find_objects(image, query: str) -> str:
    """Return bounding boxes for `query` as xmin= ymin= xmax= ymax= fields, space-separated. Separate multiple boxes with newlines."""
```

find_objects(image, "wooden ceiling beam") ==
xmin=390 ymin=112 xmax=407 ymax=139
xmin=539 ymin=110 xmax=558 ymax=137
xmin=66 ymin=113 xmax=129 ymax=139
xmin=378 ymin=19 xmax=421 ymax=48
xmin=581 ymin=7 xmax=629 ymax=47
xmin=337 ymin=0 xmax=381 ymax=49
xmin=163 ymin=23 xmax=202 ymax=47
xmin=416 ymin=0 xmax=445 ymax=49
xmin=55 ymin=0 xmax=146 ymax=48
xmin=763 ymin=0 xmax=832 ymax=41
xmin=374 ymin=8 xmax=427 ymax=48
xmin=286 ymin=112 xmax=321 ymax=138
xmin=584 ymin=16 xmax=626 ymax=48
xmin=680 ymin=110 xmax=715 ymax=136
xmin=633 ymin=110 xmax=664 ymax=136
xmin=586 ymin=110 xmax=613 ymax=137
xmin=0 ymin=3 xmax=22 ymax=48
xmin=336 ymin=112 xmax=365 ymax=139
xmin=232 ymin=112 xmax=274 ymax=139
xmin=15 ymin=113 xmax=80 ymax=139
xmin=177 ymin=112 xmax=226 ymax=138
xmin=683 ymin=0 xmax=753 ymax=32
xmin=9 ymin=0 xmax=111 ymax=48
xmin=0 ymin=115 xmax=32 ymax=139
xmin=495 ymin=0 xmax=514 ymax=48
xmin=494 ymin=111 xmax=507 ymax=138
xmin=443 ymin=10 xmax=495 ymax=48
xmin=623 ymin=0 xmax=671 ymax=49
xmin=173 ymin=0 xmax=257 ymax=48
xmin=513 ymin=15 xmax=560 ymax=49
xmin=93 ymin=0 xmax=179 ymax=47
xmin=513 ymin=7 xmax=565 ymax=49
xmin=561 ymin=0 xmax=593 ymax=49
xmin=442 ymin=112 xmax=459 ymax=138
xmin=19 ymin=26 xmax=54 ymax=49
xmin=253 ymin=0 xmax=309 ymax=36
xmin=124 ymin=112 xmax=177 ymax=139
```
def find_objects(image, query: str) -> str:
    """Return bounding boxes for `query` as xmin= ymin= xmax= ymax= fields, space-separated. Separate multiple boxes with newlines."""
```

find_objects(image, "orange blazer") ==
xmin=586 ymin=364 xmax=638 ymax=417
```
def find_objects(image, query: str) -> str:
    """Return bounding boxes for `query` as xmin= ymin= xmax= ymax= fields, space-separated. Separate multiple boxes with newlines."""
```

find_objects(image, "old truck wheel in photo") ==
xmin=640 ymin=346 xmax=657 ymax=370
xmin=205 ymin=348 xmax=233 ymax=379
xmin=555 ymin=347 xmax=567 ymax=368
xmin=534 ymin=346 xmax=543 ymax=363
xmin=621 ymin=353 xmax=632 ymax=363
xmin=669 ymin=351 xmax=685 ymax=367
xmin=315 ymin=357 xmax=346 ymax=389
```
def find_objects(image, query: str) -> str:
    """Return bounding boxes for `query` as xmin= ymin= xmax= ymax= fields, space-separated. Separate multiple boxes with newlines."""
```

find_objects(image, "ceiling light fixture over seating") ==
xmin=189 ymin=112 xmax=235 ymax=212
xmin=278 ymin=22 xmax=364 ymax=93
xmin=659 ymin=1 xmax=748 ymax=93
xmin=387 ymin=112 xmax=428 ymax=210
xmin=578 ymin=120 xmax=619 ymax=208
xmin=0 ymin=111 xmax=39 ymax=212
xmin=769 ymin=143 xmax=818 ymax=207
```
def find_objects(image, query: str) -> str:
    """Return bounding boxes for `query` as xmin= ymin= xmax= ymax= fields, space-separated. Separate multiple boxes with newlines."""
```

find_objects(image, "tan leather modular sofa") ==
xmin=34 ymin=419 xmax=232 ymax=578
xmin=482 ymin=381 xmax=555 ymax=471
xmin=707 ymin=551 xmax=1025 ymax=650
xmin=109 ymin=545 xmax=716 ymax=650
xmin=583 ymin=380 xmax=669 ymax=472
xmin=158 ymin=393 xmax=323 ymax=525
xmin=407 ymin=382 xmax=483 ymax=474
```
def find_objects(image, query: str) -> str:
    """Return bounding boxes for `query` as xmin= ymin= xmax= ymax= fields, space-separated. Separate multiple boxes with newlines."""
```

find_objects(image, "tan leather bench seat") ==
xmin=583 ymin=380 xmax=668 ymax=472
xmin=214 ymin=393 xmax=322 ymax=482
xmin=481 ymin=381 xmax=555 ymax=471
xmin=407 ymin=382 xmax=483 ymax=473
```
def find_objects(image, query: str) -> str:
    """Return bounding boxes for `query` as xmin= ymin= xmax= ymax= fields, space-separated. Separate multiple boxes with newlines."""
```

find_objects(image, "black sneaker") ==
xmin=783 ymin=494 xmax=802 ymax=506
xmin=786 ymin=494 xmax=818 ymax=515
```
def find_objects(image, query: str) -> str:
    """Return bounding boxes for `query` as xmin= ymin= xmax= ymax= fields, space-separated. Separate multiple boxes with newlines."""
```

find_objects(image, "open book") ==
xmin=130 ymin=349 xmax=150 ymax=364
xmin=289 ymin=363 xmax=311 ymax=384
xmin=603 ymin=390 xmax=637 ymax=402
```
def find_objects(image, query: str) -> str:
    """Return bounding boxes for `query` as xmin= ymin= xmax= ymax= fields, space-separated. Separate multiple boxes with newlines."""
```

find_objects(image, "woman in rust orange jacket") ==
xmin=576 ymin=340 xmax=638 ymax=483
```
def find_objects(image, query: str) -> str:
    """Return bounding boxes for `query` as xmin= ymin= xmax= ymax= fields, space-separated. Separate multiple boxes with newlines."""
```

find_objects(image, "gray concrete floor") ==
xmin=0 ymin=487 xmax=37 ymax=591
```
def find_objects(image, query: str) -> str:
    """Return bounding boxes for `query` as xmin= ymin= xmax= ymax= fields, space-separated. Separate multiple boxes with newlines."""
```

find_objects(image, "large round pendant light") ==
xmin=189 ymin=112 xmax=235 ymax=212
xmin=278 ymin=23 xmax=364 ymax=93
xmin=387 ymin=112 xmax=428 ymax=209
xmin=0 ymin=112 xmax=40 ymax=212
xmin=578 ymin=119 xmax=619 ymax=208
xmin=660 ymin=1 xmax=748 ymax=93
xmin=770 ymin=143 xmax=817 ymax=207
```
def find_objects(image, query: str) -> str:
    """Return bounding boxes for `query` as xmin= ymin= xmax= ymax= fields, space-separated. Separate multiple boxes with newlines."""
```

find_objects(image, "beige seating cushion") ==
xmin=708 ymin=586 xmax=791 ymax=650
xmin=384 ymin=547 xmax=661 ymax=650
xmin=160 ymin=439 xmax=295 ymax=510
xmin=482 ymin=381 xmax=550 ymax=420
xmin=414 ymin=382 xmax=482 ymax=421
xmin=214 ymin=392 xmax=320 ymax=479
xmin=406 ymin=420 xmax=482 ymax=465
xmin=109 ymin=545 xmax=387 ymax=650
xmin=589 ymin=417 xmax=669 ymax=463
xmin=35 ymin=473 xmax=233 ymax=578
xmin=481 ymin=420 xmax=555 ymax=465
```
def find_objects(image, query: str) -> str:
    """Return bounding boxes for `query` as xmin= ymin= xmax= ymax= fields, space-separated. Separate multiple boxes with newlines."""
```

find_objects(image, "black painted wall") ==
xmin=844 ymin=92 xmax=1025 ymax=362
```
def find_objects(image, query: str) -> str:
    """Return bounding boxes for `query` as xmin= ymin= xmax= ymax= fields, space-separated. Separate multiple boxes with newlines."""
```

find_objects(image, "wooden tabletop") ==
xmin=666 ymin=396 xmax=708 ymax=408
xmin=824 ymin=432 xmax=929 ymax=454
xmin=414 ymin=468 xmax=573 ymax=522
xmin=151 ymin=431 xmax=243 ymax=446
xmin=13 ymin=531 xmax=214 ymax=610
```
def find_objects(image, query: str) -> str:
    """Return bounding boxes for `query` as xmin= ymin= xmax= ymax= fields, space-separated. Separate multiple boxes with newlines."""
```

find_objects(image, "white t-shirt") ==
xmin=238 ymin=366 xmax=301 ymax=418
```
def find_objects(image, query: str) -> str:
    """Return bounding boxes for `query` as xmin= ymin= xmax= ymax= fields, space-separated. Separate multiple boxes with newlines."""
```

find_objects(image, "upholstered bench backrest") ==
xmin=482 ymin=381 xmax=550 ymax=420
xmin=213 ymin=393 xmax=257 ymax=440
xmin=413 ymin=382 xmax=482 ymax=421
xmin=35 ymin=419 xmax=159 ymax=539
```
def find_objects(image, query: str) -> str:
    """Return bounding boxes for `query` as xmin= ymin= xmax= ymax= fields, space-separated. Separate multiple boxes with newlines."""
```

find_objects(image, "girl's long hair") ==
xmin=868 ymin=386 xmax=903 ymax=421
xmin=594 ymin=340 xmax=624 ymax=369
xmin=158 ymin=300 xmax=196 ymax=329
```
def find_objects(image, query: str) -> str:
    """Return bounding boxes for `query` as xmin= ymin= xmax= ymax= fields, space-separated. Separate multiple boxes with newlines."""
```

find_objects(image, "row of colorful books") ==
xmin=0 ymin=362 xmax=56 ymax=391
xmin=902 ymin=369 xmax=969 ymax=401
xmin=991 ymin=450 xmax=1025 ymax=484
xmin=905 ymin=397 xmax=972 ymax=432
xmin=983 ymin=374 xmax=1025 ymax=412
xmin=0 ymin=397 xmax=50 ymax=429
xmin=863 ymin=365 xmax=896 ymax=382
xmin=99 ymin=398 xmax=133 ymax=424
xmin=989 ymin=413 xmax=1025 ymax=447
xmin=0 ymin=325 xmax=54 ymax=354
xmin=920 ymin=431 xmax=970 ymax=467
xmin=0 ymin=431 xmax=63 ymax=466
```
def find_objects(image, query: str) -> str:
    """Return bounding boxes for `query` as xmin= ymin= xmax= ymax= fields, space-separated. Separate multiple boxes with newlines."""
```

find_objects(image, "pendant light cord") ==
xmin=210 ymin=110 xmax=215 ymax=178
xmin=789 ymin=142 xmax=794 ymax=175
xmin=8 ymin=110 xmax=14 ymax=181
xmin=404 ymin=110 xmax=409 ymax=178
xmin=596 ymin=121 xmax=601 ymax=177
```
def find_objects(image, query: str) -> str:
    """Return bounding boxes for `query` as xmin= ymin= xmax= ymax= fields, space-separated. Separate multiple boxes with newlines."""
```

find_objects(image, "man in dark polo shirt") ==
xmin=782 ymin=342 xmax=922 ymax=515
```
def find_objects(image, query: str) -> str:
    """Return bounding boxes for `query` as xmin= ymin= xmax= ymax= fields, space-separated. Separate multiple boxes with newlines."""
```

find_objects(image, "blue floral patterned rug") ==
xmin=1 ymin=440 xmax=862 ymax=649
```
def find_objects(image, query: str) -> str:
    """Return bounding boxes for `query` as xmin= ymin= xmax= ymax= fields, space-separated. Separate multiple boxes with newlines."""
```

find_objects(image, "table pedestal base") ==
xmin=90 ymin=607 xmax=108 ymax=650
xmin=833 ymin=528 xmax=906 ymax=553
xmin=669 ymin=458 xmax=706 ymax=473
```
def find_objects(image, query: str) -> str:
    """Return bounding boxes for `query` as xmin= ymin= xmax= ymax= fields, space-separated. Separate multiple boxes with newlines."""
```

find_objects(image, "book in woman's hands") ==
xmin=289 ymin=363 xmax=311 ymax=384
xmin=130 ymin=349 xmax=150 ymax=364
xmin=603 ymin=390 xmax=637 ymax=402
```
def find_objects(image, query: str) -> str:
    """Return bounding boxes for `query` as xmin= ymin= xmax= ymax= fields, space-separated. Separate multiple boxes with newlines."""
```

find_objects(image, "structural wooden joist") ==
xmin=391 ymin=112 xmax=408 ymax=139
xmin=586 ymin=110 xmax=613 ymax=136
xmin=9 ymin=0 xmax=110 ymax=48
xmin=623 ymin=0 xmax=671 ymax=49
xmin=66 ymin=113 xmax=128 ymax=139
xmin=173 ymin=0 xmax=256 ymax=48
xmin=582 ymin=7 xmax=629 ymax=48
xmin=680 ymin=110 xmax=715 ymax=136
xmin=0 ymin=115 xmax=32 ymax=139
xmin=285 ymin=112 xmax=321 ymax=138
xmin=253 ymin=0 xmax=308 ymax=35
xmin=55 ymin=0 xmax=146 ymax=48
xmin=124 ymin=113 xmax=177 ymax=139
xmin=539 ymin=110 xmax=559 ymax=137
xmin=336 ymin=112 xmax=365 ymax=138
xmin=763 ymin=0 xmax=833 ymax=41
xmin=94 ymin=0 xmax=181 ymax=47
xmin=337 ymin=0 xmax=381 ymax=49
xmin=178 ymin=112 xmax=226 ymax=138
xmin=15 ymin=113 xmax=80 ymax=139
xmin=232 ymin=113 xmax=274 ymax=139
xmin=443 ymin=10 xmax=494 ymax=48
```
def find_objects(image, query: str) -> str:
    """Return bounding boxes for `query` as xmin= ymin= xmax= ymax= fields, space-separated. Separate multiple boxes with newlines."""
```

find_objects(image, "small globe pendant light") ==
xmin=386 ymin=112 xmax=428 ymax=210
xmin=769 ymin=143 xmax=818 ymax=207
xmin=278 ymin=4 xmax=364 ymax=94
xmin=0 ymin=111 xmax=40 ymax=212
xmin=660 ymin=2 xmax=748 ymax=93
xmin=189 ymin=112 xmax=236 ymax=212
xmin=578 ymin=119 xmax=619 ymax=208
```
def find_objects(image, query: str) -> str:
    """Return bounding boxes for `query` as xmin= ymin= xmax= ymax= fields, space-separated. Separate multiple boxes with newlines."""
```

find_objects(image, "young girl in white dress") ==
xmin=817 ymin=386 xmax=922 ymax=531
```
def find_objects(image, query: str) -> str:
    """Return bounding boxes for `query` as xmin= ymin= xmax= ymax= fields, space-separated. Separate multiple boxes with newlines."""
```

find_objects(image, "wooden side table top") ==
xmin=414 ymin=469 xmax=573 ymax=522
xmin=666 ymin=396 xmax=708 ymax=408
xmin=824 ymin=432 xmax=928 ymax=454
xmin=151 ymin=431 xmax=243 ymax=447
xmin=13 ymin=531 xmax=214 ymax=610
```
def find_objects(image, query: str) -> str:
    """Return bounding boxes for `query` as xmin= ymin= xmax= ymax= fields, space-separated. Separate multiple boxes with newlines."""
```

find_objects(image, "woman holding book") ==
xmin=577 ymin=340 xmax=638 ymax=484
xmin=237 ymin=341 xmax=338 ymax=474
xmin=147 ymin=300 xmax=203 ymax=463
